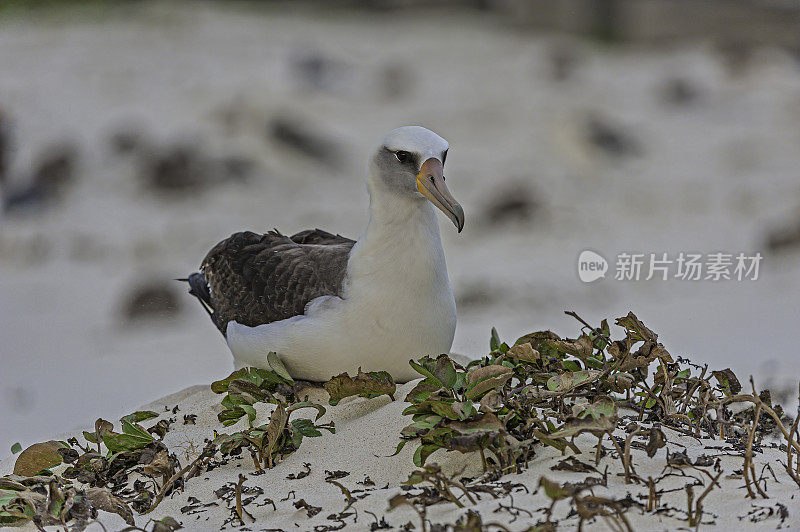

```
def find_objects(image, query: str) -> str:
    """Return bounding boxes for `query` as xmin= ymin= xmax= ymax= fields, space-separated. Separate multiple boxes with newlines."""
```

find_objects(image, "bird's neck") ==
xmin=367 ymin=180 xmax=439 ymax=234
xmin=346 ymin=180 xmax=448 ymax=284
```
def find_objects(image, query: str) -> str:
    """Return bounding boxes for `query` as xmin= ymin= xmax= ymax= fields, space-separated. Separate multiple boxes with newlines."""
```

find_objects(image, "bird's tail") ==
xmin=177 ymin=272 xmax=215 ymax=319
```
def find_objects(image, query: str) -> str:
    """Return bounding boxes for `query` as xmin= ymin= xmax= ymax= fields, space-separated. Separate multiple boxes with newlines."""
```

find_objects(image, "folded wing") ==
xmin=188 ymin=229 xmax=355 ymax=335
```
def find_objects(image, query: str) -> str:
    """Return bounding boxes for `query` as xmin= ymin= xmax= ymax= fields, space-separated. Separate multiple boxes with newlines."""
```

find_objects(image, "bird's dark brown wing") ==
xmin=289 ymin=228 xmax=355 ymax=245
xmin=189 ymin=229 xmax=355 ymax=335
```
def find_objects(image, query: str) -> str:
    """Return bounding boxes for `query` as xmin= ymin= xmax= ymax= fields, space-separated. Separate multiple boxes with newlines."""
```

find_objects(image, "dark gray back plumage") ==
xmin=187 ymin=229 xmax=355 ymax=335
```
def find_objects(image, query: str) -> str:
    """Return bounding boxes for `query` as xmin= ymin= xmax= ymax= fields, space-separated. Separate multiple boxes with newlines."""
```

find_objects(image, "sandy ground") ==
xmin=1 ymin=1 xmax=800 ymax=453
xmin=2 ymin=382 xmax=798 ymax=531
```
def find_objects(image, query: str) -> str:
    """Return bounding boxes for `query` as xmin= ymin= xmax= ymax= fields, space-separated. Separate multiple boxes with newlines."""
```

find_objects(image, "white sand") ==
xmin=3 ymin=381 xmax=798 ymax=531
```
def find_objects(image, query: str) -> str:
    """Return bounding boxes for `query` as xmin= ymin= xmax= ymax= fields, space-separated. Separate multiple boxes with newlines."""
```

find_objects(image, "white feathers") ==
xmin=379 ymin=126 xmax=449 ymax=160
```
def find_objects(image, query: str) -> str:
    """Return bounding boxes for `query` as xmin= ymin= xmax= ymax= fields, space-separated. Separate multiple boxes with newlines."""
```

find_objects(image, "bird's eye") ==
xmin=395 ymin=150 xmax=411 ymax=163
xmin=442 ymin=150 xmax=448 ymax=165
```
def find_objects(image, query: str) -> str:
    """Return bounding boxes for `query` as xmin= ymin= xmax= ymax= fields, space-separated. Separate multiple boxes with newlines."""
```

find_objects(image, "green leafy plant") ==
xmin=211 ymin=354 xmax=296 ymax=427
xmin=211 ymin=353 xmax=334 ymax=470
xmin=394 ymin=354 xmax=521 ymax=469
xmin=1 ymin=409 xmax=182 ymax=529
xmin=397 ymin=311 xmax=793 ymax=483
xmin=0 ymin=475 xmax=135 ymax=527
xmin=213 ymin=400 xmax=333 ymax=470
xmin=323 ymin=368 xmax=396 ymax=405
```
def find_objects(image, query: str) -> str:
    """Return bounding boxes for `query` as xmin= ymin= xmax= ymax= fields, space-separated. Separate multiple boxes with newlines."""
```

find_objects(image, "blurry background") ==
xmin=2 ymin=0 xmax=799 ymax=452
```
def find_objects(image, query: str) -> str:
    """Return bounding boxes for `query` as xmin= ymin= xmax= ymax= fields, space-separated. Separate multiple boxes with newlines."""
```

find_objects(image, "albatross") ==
xmin=186 ymin=126 xmax=463 ymax=382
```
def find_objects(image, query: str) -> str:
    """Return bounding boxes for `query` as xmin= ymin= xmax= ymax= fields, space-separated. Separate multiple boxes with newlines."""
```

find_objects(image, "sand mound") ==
xmin=2 ymin=378 xmax=798 ymax=531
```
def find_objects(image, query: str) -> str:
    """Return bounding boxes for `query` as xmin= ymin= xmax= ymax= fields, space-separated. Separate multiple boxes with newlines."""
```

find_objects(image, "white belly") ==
xmin=225 ymin=285 xmax=456 ymax=382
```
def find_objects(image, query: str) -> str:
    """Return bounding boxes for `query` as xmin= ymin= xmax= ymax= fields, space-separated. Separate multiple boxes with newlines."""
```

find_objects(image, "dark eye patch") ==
xmin=442 ymin=149 xmax=448 ymax=164
xmin=395 ymin=150 xmax=412 ymax=164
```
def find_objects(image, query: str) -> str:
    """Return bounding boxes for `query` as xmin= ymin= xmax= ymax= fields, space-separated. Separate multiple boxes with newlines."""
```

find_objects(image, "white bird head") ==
xmin=370 ymin=126 xmax=464 ymax=232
